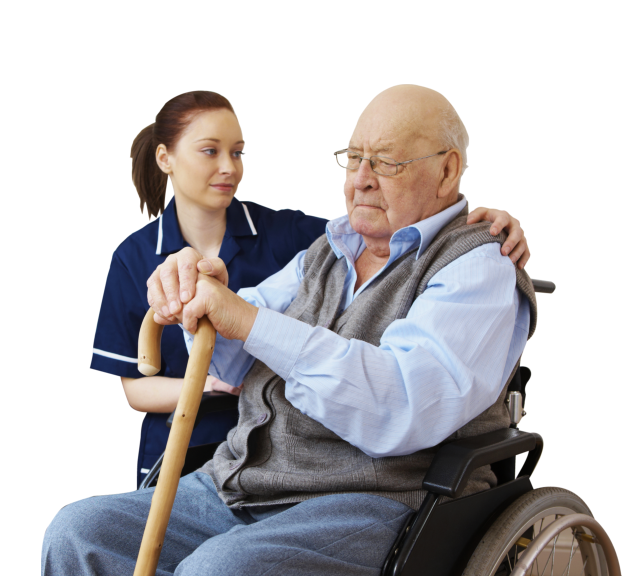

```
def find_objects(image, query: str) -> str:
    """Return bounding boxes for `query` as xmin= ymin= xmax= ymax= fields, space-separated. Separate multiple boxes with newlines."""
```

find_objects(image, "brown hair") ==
xmin=131 ymin=91 xmax=235 ymax=218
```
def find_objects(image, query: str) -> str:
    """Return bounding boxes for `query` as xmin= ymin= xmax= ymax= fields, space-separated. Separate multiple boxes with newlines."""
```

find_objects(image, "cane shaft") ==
xmin=134 ymin=314 xmax=216 ymax=576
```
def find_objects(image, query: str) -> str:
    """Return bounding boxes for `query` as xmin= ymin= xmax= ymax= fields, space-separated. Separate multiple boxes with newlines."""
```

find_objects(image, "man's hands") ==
xmin=147 ymin=247 xmax=258 ymax=340
xmin=467 ymin=207 xmax=530 ymax=269
xmin=146 ymin=248 xmax=229 ymax=322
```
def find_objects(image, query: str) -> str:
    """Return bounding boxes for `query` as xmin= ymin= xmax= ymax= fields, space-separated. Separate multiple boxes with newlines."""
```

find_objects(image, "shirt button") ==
xmin=257 ymin=413 xmax=268 ymax=424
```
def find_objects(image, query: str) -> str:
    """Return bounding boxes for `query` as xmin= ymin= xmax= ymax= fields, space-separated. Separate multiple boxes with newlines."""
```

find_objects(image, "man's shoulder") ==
xmin=416 ymin=220 xmax=510 ymax=297
xmin=426 ymin=214 xmax=507 ymax=259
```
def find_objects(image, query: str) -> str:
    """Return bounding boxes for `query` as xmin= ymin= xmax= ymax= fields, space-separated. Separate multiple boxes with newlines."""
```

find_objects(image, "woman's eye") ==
xmin=202 ymin=149 xmax=243 ymax=159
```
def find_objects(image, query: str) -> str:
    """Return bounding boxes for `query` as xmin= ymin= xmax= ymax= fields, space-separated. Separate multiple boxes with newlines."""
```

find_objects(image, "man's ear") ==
xmin=437 ymin=149 xmax=462 ymax=199
xmin=156 ymin=144 xmax=172 ymax=175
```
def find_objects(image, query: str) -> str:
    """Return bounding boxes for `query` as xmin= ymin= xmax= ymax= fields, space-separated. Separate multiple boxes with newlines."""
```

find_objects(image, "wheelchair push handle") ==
xmin=134 ymin=308 xmax=217 ymax=576
xmin=531 ymin=279 xmax=556 ymax=293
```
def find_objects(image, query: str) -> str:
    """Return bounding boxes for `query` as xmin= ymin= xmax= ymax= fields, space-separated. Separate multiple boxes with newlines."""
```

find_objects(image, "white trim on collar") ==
xmin=155 ymin=213 xmax=164 ymax=255
xmin=242 ymin=203 xmax=258 ymax=235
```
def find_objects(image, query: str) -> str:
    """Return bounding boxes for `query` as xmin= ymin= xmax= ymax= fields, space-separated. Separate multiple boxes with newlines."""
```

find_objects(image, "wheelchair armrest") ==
xmin=422 ymin=428 xmax=543 ymax=499
xmin=166 ymin=391 xmax=240 ymax=429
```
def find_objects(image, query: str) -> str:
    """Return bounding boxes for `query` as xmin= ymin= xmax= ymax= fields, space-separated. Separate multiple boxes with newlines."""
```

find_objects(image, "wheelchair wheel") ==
xmin=462 ymin=487 xmax=619 ymax=576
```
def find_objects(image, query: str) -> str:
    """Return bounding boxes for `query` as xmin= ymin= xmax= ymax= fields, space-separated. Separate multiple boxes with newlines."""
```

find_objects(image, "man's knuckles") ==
xmin=178 ymin=261 xmax=195 ymax=275
xmin=159 ymin=266 xmax=177 ymax=281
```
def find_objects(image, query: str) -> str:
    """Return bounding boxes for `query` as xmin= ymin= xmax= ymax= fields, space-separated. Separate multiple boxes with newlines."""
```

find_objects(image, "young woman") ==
xmin=90 ymin=91 xmax=530 ymax=486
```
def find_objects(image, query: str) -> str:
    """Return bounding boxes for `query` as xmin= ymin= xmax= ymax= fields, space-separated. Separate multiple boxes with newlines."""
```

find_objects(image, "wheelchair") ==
xmin=139 ymin=279 xmax=621 ymax=576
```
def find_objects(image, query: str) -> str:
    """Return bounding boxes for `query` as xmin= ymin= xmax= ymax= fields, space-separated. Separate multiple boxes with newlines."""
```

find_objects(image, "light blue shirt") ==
xmin=184 ymin=197 xmax=531 ymax=458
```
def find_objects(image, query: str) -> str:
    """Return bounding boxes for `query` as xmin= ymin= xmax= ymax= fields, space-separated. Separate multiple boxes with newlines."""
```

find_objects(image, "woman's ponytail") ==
xmin=131 ymin=123 xmax=168 ymax=219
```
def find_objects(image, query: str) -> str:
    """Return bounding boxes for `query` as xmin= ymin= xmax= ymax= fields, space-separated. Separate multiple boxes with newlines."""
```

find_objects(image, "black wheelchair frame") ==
xmin=139 ymin=280 xmax=621 ymax=575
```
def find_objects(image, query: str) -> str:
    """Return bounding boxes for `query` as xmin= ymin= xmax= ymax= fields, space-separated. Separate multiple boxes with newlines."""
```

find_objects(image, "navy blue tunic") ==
xmin=91 ymin=197 xmax=327 ymax=486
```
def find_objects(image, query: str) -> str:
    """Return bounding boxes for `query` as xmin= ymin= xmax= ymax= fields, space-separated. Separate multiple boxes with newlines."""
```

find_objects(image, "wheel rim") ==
xmin=485 ymin=506 xmax=609 ymax=576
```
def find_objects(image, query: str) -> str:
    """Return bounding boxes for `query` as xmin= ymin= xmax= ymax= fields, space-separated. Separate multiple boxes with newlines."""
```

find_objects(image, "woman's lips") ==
xmin=211 ymin=184 xmax=234 ymax=191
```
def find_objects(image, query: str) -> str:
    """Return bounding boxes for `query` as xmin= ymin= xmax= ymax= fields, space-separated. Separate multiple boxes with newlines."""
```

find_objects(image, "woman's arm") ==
xmin=121 ymin=375 xmax=242 ymax=413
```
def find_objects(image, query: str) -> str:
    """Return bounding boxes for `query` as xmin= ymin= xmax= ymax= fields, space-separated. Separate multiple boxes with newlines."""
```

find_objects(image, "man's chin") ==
xmin=350 ymin=215 xmax=391 ymax=239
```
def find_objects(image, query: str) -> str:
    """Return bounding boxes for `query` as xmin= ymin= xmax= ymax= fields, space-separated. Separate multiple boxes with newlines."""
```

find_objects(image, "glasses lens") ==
xmin=336 ymin=150 xmax=361 ymax=170
xmin=335 ymin=152 xmax=399 ymax=174
xmin=371 ymin=156 xmax=398 ymax=176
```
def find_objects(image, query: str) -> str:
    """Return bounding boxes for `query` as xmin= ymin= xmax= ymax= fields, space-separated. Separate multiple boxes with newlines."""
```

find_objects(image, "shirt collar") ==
xmin=225 ymin=197 xmax=258 ymax=237
xmin=156 ymin=196 xmax=256 ymax=256
xmin=156 ymin=197 xmax=188 ymax=256
xmin=326 ymin=194 xmax=468 ymax=265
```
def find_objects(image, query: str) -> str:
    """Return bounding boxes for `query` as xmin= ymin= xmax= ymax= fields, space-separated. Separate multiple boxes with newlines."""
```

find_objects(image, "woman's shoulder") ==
xmin=240 ymin=200 xmax=328 ymax=226
xmin=240 ymin=200 xmax=327 ymax=237
xmin=110 ymin=217 xmax=161 ymax=268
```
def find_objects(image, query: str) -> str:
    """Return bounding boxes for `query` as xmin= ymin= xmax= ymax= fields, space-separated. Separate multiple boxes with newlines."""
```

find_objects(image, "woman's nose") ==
xmin=218 ymin=153 xmax=237 ymax=174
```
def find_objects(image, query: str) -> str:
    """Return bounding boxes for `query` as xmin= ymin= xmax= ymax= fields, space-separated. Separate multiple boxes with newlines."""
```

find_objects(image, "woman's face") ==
xmin=158 ymin=109 xmax=245 ymax=211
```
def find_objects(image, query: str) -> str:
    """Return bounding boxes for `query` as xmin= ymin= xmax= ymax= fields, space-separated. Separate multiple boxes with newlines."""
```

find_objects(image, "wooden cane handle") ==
xmin=138 ymin=308 xmax=165 ymax=376
xmin=134 ymin=313 xmax=216 ymax=576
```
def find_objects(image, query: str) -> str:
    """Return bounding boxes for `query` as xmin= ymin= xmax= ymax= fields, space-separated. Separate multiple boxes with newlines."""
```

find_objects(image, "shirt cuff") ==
xmin=243 ymin=308 xmax=310 ymax=380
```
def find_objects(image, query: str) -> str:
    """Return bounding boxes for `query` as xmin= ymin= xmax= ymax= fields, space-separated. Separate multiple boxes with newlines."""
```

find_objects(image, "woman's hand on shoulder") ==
xmin=147 ymin=247 xmax=229 ymax=324
xmin=466 ymin=207 xmax=530 ymax=269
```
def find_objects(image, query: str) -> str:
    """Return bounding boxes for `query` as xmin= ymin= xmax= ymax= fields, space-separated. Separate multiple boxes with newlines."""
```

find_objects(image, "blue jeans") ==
xmin=42 ymin=472 xmax=412 ymax=576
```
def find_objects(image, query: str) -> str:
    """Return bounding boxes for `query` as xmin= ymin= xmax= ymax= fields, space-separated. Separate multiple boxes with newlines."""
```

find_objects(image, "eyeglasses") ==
xmin=334 ymin=149 xmax=448 ymax=176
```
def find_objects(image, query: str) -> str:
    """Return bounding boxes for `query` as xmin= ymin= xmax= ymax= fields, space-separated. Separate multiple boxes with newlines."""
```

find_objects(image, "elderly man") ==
xmin=43 ymin=85 xmax=534 ymax=576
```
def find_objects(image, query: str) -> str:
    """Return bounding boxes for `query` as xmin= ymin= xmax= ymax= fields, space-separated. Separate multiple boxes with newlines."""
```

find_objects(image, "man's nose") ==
xmin=353 ymin=158 xmax=378 ymax=190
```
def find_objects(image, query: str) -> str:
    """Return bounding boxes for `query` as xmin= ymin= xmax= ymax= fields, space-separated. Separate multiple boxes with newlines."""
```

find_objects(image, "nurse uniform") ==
xmin=91 ymin=196 xmax=327 ymax=486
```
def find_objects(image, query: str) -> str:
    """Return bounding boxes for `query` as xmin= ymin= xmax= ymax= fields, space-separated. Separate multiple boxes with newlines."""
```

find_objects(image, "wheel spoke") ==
xmin=550 ymin=529 xmax=561 ymax=576
xmin=577 ymin=556 xmax=587 ymax=576
xmin=561 ymin=537 xmax=579 ymax=576
xmin=532 ymin=518 xmax=546 ymax=574
xmin=539 ymin=526 xmax=561 ymax=576
xmin=536 ymin=514 xmax=562 ymax=576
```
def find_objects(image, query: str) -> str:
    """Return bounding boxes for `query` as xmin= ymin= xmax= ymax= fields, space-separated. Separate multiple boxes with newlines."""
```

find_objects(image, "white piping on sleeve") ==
xmin=242 ymin=203 xmax=258 ymax=235
xmin=93 ymin=348 xmax=138 ymax=364
xmin=156 ymin=213 xmax=163 ymax=255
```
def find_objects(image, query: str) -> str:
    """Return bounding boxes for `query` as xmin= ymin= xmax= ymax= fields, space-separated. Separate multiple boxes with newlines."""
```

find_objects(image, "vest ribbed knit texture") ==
xmin=202 ymin=208 xmax=538 ymax=510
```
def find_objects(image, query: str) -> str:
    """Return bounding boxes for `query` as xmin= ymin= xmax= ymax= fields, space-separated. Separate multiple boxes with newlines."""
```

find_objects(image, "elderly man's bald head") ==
xmin=344 ymin=85 xmax=469 ymax=248
xmin=354 ymin=85 xmax=469 ymax=174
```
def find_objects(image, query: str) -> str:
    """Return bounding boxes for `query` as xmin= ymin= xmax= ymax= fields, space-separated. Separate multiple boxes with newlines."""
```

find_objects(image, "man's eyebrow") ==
xmin=194 ymin=138 xmax=245 ymax=145
xmin=347 ymin=144 xmax=394 ymax=154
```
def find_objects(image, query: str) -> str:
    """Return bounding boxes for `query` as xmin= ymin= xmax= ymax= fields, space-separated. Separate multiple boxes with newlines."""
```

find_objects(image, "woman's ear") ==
xmin=155 ymin=144 xmax=172 ymax=175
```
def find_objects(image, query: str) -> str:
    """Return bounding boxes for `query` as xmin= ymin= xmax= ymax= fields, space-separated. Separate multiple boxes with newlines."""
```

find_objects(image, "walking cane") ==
xmin=133 ymin=308 xmax=216 ymax=576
